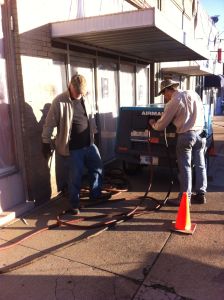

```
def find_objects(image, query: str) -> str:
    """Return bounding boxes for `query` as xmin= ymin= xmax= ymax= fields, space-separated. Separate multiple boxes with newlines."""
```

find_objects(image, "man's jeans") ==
xmin=176 ymin=130 xmax=207 ymax=201
xmin=67 ymin=144 xmax=103 ymax=208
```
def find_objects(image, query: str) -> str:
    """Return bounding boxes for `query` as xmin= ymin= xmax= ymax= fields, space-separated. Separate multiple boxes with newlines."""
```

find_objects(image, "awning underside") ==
xmin=161 ymin=65 xmax=213 ymax=76
xmin=51 ymin=9 xmax=209 ymax=63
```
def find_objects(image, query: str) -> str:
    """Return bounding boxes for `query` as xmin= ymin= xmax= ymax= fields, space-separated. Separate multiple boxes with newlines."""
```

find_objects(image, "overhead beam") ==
xmin=125 ymin=0 xmax=150 ymax=9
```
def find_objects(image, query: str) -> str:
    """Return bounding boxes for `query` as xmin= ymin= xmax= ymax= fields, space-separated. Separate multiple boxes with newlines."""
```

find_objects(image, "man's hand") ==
xmin=42 ymin=143 xmax=53 ymax=160
xmin=149 ymin=119 xmax=156 ymax=127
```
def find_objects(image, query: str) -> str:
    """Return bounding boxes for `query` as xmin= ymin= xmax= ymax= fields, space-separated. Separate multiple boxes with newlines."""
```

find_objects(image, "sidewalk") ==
xmin=0 ymin=116 xmax=224 ymax=300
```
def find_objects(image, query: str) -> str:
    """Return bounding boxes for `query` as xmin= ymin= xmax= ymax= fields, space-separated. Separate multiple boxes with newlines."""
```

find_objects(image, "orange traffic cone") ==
xmin=171 ymin=192 xmax=196 ymax=234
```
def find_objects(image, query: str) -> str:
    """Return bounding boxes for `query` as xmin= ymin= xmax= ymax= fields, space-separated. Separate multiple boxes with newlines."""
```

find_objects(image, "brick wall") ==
xmin=11 ymin=0 xmax=62 ymax=203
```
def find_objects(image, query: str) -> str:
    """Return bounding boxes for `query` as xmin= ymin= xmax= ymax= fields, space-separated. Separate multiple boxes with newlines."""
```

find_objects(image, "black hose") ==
xmin=138 ymin=126 xmax=174 ymax=209
xmin=0 ymin=129 xmax=175 ymax=251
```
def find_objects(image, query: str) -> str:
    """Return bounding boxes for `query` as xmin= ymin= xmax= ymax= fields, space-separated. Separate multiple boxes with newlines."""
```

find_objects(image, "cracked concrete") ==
xmin=0 ymin=116 xmax=224 ymax=300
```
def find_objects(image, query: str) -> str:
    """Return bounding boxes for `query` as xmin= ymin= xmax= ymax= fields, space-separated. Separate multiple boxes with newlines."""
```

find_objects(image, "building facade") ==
xmin=0 ymin=0 xmax=222 ymax=225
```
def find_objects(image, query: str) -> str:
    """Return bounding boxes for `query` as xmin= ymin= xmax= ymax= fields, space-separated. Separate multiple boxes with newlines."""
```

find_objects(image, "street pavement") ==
xmin=0 ymin=116 xmax=224 ymax=300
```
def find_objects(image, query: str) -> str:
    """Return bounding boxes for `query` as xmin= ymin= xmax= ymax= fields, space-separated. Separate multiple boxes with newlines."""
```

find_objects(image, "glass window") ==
xmin=70 ymin=58 xmax=96 ymax=109
xmin=97 ymin=61 xmax=118 ymax=162
xmin=0 ymin=9 xmax=16 ymax=175
xmin=120 ymin=63 xmax=135 ymax=107
xmin=136 ymin=66 xmax=148 ymax=106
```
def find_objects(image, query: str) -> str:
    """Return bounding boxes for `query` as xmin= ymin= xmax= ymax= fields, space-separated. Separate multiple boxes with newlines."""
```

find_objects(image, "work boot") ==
xmin=191 ymin=193 xmax=207 ymax=204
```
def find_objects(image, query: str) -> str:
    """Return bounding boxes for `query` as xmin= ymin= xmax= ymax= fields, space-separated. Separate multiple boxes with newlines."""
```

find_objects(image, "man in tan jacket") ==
xmin=42 ymin=74 xmax=110 ymax=214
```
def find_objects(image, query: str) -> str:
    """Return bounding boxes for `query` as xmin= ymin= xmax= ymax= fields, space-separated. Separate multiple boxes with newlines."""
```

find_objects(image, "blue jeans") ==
xmin=67 ymin=144 xmax=103 ymax=208
xmin=176 ymin=130 xmax=207 ymax=201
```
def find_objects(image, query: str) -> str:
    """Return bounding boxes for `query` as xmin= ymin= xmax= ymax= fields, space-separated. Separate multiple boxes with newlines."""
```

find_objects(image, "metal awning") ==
xmin=51 ymin=8 xmax=209 ymax=63
xmin=161 ymin=65 xmax=213 ymax=76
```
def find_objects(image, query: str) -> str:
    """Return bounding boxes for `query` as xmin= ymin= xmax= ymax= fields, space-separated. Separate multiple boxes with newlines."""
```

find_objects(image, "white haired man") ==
xmin=149 ymin=79 xmax=207 ymax=205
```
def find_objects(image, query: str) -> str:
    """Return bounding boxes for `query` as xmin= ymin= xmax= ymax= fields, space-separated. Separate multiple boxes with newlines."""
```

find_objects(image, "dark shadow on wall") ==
xmin=24 ymin=102 xmax=51 ymax=204
xmin=0 ymin=90 xmax=16 ymax=169
xmin=14 ymin=24 xmax=69 ymax=197
xmin=39 ymin=103 xmax=68 ymax=195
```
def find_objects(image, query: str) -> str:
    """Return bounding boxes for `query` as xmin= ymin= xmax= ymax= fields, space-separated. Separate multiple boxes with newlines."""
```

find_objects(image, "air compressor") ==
xmin=115 ymin=103 xmax=213 ymax=173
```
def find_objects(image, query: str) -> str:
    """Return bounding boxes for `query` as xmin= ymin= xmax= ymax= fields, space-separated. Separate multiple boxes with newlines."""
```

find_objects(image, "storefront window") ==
xmin=120 ymin=63 xmax=135 ymax=107
xmin=97 ymin=61 xmax=118 ymax=162
xmin=0 ymin=9 xmax=16 ymax=175
xmin=136 ymin=66 xmax=148 ymax=106
xmin=70 ymin=58 xmax=95 ymax=108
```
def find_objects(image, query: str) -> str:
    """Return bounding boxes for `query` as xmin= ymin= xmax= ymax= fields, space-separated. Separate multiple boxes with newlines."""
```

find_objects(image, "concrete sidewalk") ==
xmin=0 ymin=117 xmax=224 ymax=300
